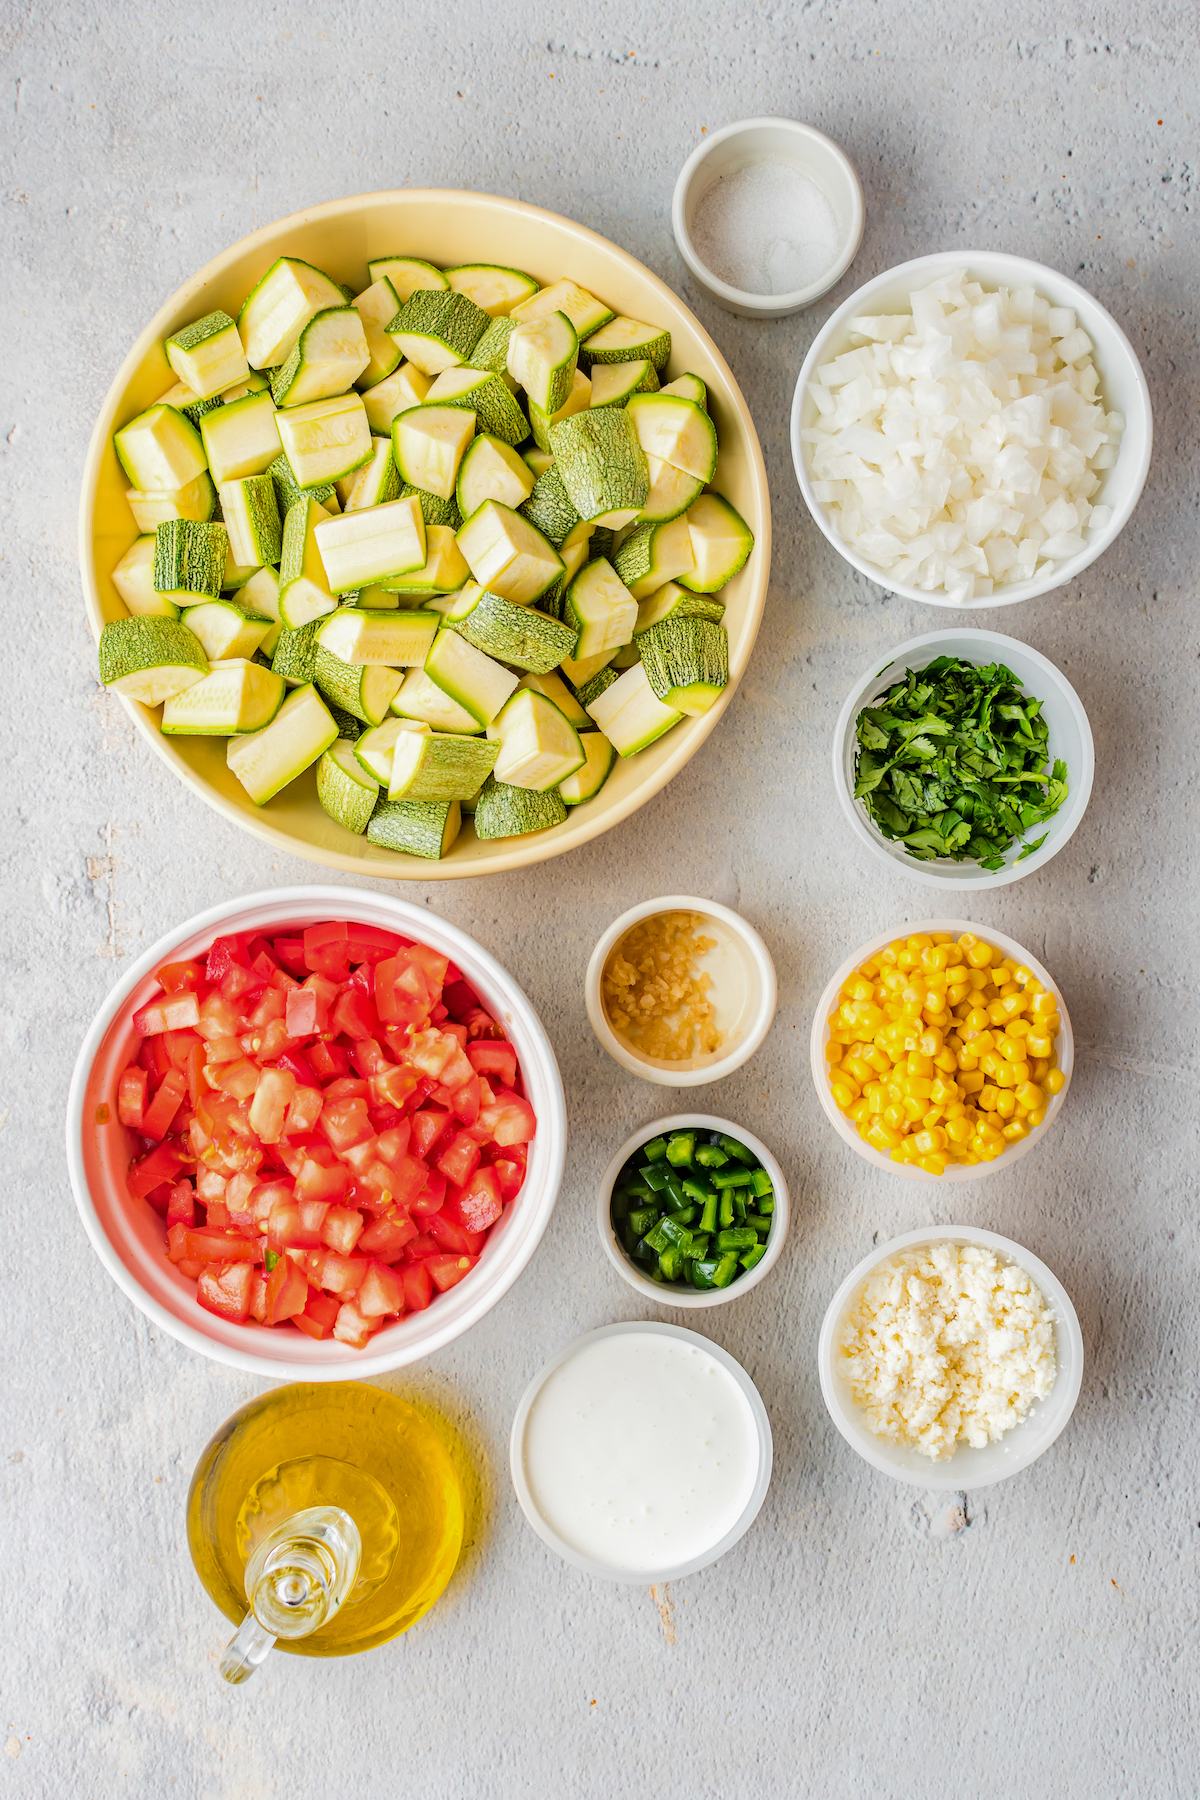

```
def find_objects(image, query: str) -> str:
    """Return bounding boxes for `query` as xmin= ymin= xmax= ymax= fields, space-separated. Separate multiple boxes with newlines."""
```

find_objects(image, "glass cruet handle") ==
xmin=219 ymin=1504 xmax=362 ymax=1686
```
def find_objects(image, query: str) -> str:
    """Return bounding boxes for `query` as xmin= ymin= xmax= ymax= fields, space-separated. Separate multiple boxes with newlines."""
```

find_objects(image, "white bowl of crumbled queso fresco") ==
xmin=817 ymin=1227 xmax=1084 ymax=1490
xmin=790 ymin=252 xmax=1152 ymax=608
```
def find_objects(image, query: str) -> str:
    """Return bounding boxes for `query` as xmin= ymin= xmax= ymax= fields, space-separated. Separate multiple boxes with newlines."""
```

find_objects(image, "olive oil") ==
xmin=188 ymin=1382 xmax=463 ymax=1658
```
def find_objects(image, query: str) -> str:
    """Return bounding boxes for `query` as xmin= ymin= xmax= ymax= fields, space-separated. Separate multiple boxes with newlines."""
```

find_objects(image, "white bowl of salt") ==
xmin=672 ymin=116 xmax=864 ymax=320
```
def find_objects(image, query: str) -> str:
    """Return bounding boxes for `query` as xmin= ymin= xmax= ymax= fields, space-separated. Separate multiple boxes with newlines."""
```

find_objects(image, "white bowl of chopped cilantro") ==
xmin=832 ymin=628 xmax=1094 ymax=889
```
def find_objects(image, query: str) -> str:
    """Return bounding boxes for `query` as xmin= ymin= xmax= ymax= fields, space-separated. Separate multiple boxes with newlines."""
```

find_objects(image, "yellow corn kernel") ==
xmin=992 ymin=1062 xmax=1017 ymax=1090
xmin=1026 ymin=1033 xmax=1054 ymax=1058
xmin=1004 ymin=1017 xmax=1032 ymax=1040
xmin=1002 ymin=1118 xmax=1029 ymax=1142
xmin=921 ymin=943 xmax=952 ymax=972
xmin=923 ymin=1010 xmax=951 ymax=1033
xmin=842 ymin=1055 xmax=873 ymax=1084
xmin=979 ymin=1051 xmax=1002 ymax=1078
xmin=914 ymin=1126 xmax=948 ymax=1153
xmin=919 ymin=1152 xmax=948 ymax=1175
xmin=933 ymin=1048 xmax=959 ymax=1075
xmin=1012 ymin=964 xmax=1035 ymax=985
xmin=1030 ymin=991 xmax=1058 ymax=1018
xmin=1027 ymin=1105 xmax=1047 ymax=1127
xmin=845 ymin=974 xmax=874 ymax=1002
xmin=830 ymin=1078 xmax=859 ymax=1110
xmin=946 ymin=982 xmax=972 ymax=1006
xmin=1029 ymin=1057 xmax=1050 ymax=1082
xmin=957 ymin=1064 xmax=982 ymax=1090
xmin=901 ymin=1095 xmax=925 ymax=1124
xmin=859 ymin=957 xmax=881 ymax=980
xmin=867 ymin=1088 xmax=885 ymax=1115
xmin=907 ymin=1050 xmax=934 ymax=1078
xmin=978 ymin=1084 xmax=1001 ymax=1112
xmin=944 ymin=1099 xmax=971 ymax=1118
xmin=965 ymin=1006 xmax=990 ymax=1032
xmin=988 ymin=994 xmax=1024 ymax=1024
xmin=866 ymin=1120 xmax=902 ymax=1153
xmin=848 ymin=1097 xmax=870 ymax=1124
xmin=994 ymin=1090 xmax=1017 ymax=1119
xmin=1015 ymin=1081 xmax=1044 ymax=1112
xmin=882 ymin=1104 xmax=906 ymax=1131
xmin=945 ymin=963 xmax=969 ymax=984
xmin=928 ymin=1075 xmax=958 ymax=1105
xmin=968 ymin=967 xmax=989 ymax=989
xmin=903 ymin=1075 xmax=933 ymax=1101
xmin=922 ymin=1104 xmax=945 ymax=1127
xmin=946 ymin=1115 xmax=974 ymax=1145
xmin=825 ymin=1039 xmax=844 ymax=1065
xmin=998 ymin=1035 xmax=1023 ymax=1062
xmin=966 ymin=940 xmax=996 ymax=968
xmin=1045 ymin=1067 xmax=1065 ymax=1095
xmin=907 ymin=933 xmax=934 ymax=952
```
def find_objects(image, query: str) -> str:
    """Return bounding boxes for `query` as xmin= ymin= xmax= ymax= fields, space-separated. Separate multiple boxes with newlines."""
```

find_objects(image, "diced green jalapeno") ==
xmin=750 ymin=1168 xmax=774 ymax=1198
xmin=694 ymin=1143 xmax=728 ymax=1168
xmin=640 ymin=1164 xmax=671 ymax=1191
xmin=720 ymin=1134 xmax=756 ymax=1165
xmin=688 ymin=1233 xmax=710 ymax=1261
xmin=665 ymin=1131 xmax=696 ymax=1166
xmin=643 ymin=1137 xmax=669 ymax=1162
xmin=718 ymin=1192 xmax=734 ymax=1230
xmin=681 ymin=1175 xmax=714 ymax=1204
xmin=744 ymin=1212 xmax=772 ymax=1235
xmin=691 ymin=1258 xmax=719 ymax=1290
xmin=631 ymin=1237 xmax=657 ymax=1269
xmin=611 ymin=1189 xmax=633 ymax=1220
xmin=628 ymin=1205 xmax=659 ymax=1237
xmin=739 ymin=1244 xmax=767 ymax=1271
xmin=731 ymin=1194 xmax=747 ymax=1222
xmin=711 ymin=1166 xmax=754 ymax=1189
xmin=716 ymin=1227 xmax=758 ymax=1250
xmin=659 ymin=1244 xmax=684 ymax=1281
xmin=710 ymin=1251 xmax=740 ymax=1287
xmin=662 ymin=1173 xmax=688 ymax=1208
xmin=698 ymin=1191 xmax=718 ymax=1236
xmin=757 ymin=1194 xmax=775 ymax=1215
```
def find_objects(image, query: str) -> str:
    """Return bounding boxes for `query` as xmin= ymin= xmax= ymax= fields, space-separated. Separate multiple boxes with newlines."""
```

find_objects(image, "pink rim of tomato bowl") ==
xmin=65 ymin=886 xmax=567 ymax=1378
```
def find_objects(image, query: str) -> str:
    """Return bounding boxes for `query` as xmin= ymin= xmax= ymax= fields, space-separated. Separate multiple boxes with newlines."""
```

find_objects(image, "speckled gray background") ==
xmin=3 ymin=3 xmax=1198 ymax=1796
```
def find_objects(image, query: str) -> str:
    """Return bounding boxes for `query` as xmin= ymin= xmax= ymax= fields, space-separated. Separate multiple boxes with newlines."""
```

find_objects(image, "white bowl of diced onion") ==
xmin=790 ymin=253 xmax=1152 ymax=608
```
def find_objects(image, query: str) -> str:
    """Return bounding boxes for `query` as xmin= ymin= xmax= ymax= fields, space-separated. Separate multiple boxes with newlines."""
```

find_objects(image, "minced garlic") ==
xmin=837 ymin=1242 xmax=1057 ymax=1460
xmin=601 ymin=911 xmax=724 ymax=1062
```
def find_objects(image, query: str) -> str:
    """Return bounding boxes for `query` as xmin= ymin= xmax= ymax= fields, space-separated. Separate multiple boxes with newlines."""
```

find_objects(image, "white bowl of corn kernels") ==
xmin=809 ymin=920 xmax=1073 ymax=1182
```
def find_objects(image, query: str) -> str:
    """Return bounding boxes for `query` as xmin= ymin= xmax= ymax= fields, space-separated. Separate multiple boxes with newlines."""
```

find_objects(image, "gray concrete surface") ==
xmin=3 ymin=4 xmax=1198 ymax=1796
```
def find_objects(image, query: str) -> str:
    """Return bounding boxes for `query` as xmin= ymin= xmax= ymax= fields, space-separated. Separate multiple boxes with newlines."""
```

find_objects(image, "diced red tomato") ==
xmin=319 ymin=1096 xmax=373 ymax=1152
xmin=467 ymin=1040 xmax=518 ymax=1087
xmin=491 ymin=1154 xmax=527 ymax=1203
xmin=198 ymin=1261 xmax=254 ymax=1323
xmin=350 ymin=1036 xmax=391 ymax=1080
xmin=450 ymin=1074 xmax=481 ymax=1125
xmin=445 ymin=1167 xmax=503 ymax=1233
xmin=247 ymin=1066 xmax=296 ymax=1144
xmin=264 ymin=1255 xmax=308 ymax=1325
xmin=283 ymin=1085 xmax=323 ymax=1136
xmin=425 ymin=1253 xmax=478 ymax=1292
xmin=356 ymin=1261 xmax=407 ymax=1317
xmin=144 ymin=1181 xmax=173 ymax=1218
xmin=271 ymin=937 xmax=308 ymax=978
xmin=345 ymin=924 xmax=403 ymax=964
xmin=209 ymin=1057 xmax=260 ymax=1101
xmin=246 ymin=986 xmax=286 ymax=1030
xmin=368 ymin=1063 xmax=421 ymax=1111
xmin=117 ymin=1066 xmax=148 ymax=1130
xmin=319 ymin=1252 xmax=369 ymax=1296
xmin=248 ymin=1271 xmax=269 ymax=1322
xmin=427 ymin=1210 xmax=487 ymax=1256
xmin=409 ymin=1106 xmax=452 ymax=1159
xmin=293 ymin=1289 xmax=341 ymax=1341
xmin=166 ymin=1180 xmax=196 ymax=1226
xmin=308 ymin=1040 xmax=351 ymax=1081
xmin=295 ymin=1154 xmax=350 ymax=1205
xmin=332 ymin=1299 xmax=375 ymax=1348
xmin=320 ymin=1203 xmax=365 ymax=1255
xmin=268 ymin=1200 xmax=315 ymax=1250
xmin=411 ymin=1169 xmax=447 ymax=1220
xmin=479 ymin=1090 xmax=538 ymax=1146
xmin=276 ymin=1047 xmax=319 ymax=1087
xmin=134 ymin=991 xmax=200 ymax=1037
xmin=183 ymin=1228 xmax=261 ymax=1264
xmin=221 ymin=962 xmax=265 ymax=1003
xmin=206 ymin=935 xmax=248 ymax=984
xmin=128 ymin=1141 xmax=187 ymax=1198
xmin=436 ymin=1129 xmax=482 ymax=1188
xmin=156 ymin=958 xmax=205 ymax=994
xmin=400 ymin=1261 xmax=434 ymax=1312
xmin=332 ymin=986 xmax=379 ymax=1041
xmin=357 ymin=1211 xmax=418 ymax=1260
xmin=374 ymin=1121 xmax=412 ymax=1166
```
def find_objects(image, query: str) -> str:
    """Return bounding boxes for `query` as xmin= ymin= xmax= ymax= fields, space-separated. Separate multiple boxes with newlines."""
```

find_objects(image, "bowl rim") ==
xmin=817 ymin=1224 xmax=1084 ymax=1490
xmin=789 ymin=249 xmax=1153 ymax=607
xmin=831 ymin=627 xmax=1096 ymax=890
xmin=809 ymin=916 xmax=1074 ymax=1183
xmin=64 ymin=884 xmax=567 ymax=1378
xmin=671 ymin=115 xmax=866 ymax=312
xmin=594 ymin=1112 xmax=790 ymax=1308
xmin=584 ymin=894 xmax=778 ymax=1086
xmin=78 ymin=186 xmax=772 ymax=880
xmin=508 ymin=1318 xmax=774 ymax=1580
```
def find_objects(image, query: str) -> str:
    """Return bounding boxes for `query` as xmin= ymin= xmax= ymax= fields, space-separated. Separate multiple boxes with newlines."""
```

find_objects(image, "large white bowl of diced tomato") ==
xmin=66 ymin=887 xmax=566 ymax=1378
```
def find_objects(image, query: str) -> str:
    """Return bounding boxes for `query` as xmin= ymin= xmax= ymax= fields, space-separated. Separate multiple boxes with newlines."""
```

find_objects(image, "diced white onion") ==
xmin=805 ymin=269 xmax=1123 ymax=598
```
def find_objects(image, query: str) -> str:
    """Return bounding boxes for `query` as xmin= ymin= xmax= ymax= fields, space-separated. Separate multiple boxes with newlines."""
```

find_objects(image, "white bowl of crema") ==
xmin=509 ymin=1321 xmax=772 ymax=1582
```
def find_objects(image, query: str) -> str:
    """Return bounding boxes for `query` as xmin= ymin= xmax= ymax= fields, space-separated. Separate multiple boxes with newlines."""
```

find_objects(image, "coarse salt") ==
xmin=837 ymin=1241 xmax=1057 ymax=1460
xmin=690 ymin=160 xmax=840 ymax=297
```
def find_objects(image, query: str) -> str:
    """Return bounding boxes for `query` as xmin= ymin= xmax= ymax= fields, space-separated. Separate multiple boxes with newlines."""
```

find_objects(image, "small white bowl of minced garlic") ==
xmin=585 ymin=896 xmax=777 ymax=1087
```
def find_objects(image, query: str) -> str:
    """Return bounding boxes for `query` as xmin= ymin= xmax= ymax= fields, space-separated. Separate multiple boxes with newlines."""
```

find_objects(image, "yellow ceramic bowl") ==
xmin=80 ymin=189 xmax=771 ymax=880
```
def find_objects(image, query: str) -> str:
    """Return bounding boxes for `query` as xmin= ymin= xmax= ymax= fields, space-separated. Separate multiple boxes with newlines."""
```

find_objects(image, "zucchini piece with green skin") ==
xmin=559 ymin=730 xmax=615 ymax=804
xmin=625 ymin=394 xmax=718 ymax=483
xmin=354 ymin=715 xmax=432 ymax=783
xmin=636 ymin=617 xmax=730 ymax=716
xmin=269 ymin=453 xmax=334 ymax=512
xmin=457 ymin=434 xmax=535 ymax=518
xmin=367 ymin=796 xmax=462 ymax=859
xmin=521 ymin=445 xmax=554 ymax=479
xmin=442 ymin=584 xmax=578 ymax=673
xmin=397 ymin=481 xmax=461 ymax=530
xmin=153 ymin=519 xmax=228 ymax=604
xmin=317 ymin=739 xmax=380 ymax=834
xmin=612 ymin=515 xmax=695 ymax=599
xmin=471 ymin=316 xmax=518 ymax=376
xmin=240 ymin=564 xmax=282 ymax=625
xmin=444 ymin=264 xmax=539 ymax=317
xmin=313 ymin=495 xmax=427 ymax=592
xmin=227 ymin=681 xmax=338 ymax=802
xmin=316 ymin=606 xmax=439 ymax=666
xmin=424 ymin=628 xmax=519 ymax=727
xmin=548 ymin=408 xmax=649 ymax=527
xmin=385 ymin=290 xmax=490 ymax=376
xmin=589 ymin=360 xmax=660 ymax=407
xmin=528 ymin=368 xmax=591 ymax=453
xmin=357 ymin=585 xmax=401 ymax=611
xmin=519 ymin=464 xmax=586 ymax=548
xmin=202 ymin=391 xmax=282 ymax=484
xmin=275 ymin=393 xmax=372 ymax=491
xmin=572 ymin=665 xmax=620 ymax=710
xmin=578 ymin=316 xmax=671 ymax=373
xmin=113 ymin=536 xmax=177 ymax=618
xmin=456 ymin=501 xmax=564 ymax=606
xmin=392 ymin=405 xmax=476 ymax=502
xmin=271 ymin=307 xmax=370 ymax=408
xmin=387 ymin=730 xmax=499 ymax=802
xmin=158 ymin=380 xmax=224 ymax=428
xmin=220 ymin=372 xmax=272 ymax=403
xmin=473 ymin=775 xmax=567 ymax=840
xmin=390 ymin=667 xmax=483 ymax=734
xmin=639 ymin=455 xmax=705 ymax=525
xmin=426 ymin=366 xmax=529 ymax=447
xmin=98 ymin=617 xmax=209 ymax=707
xmin=516 ymin=669 xmax=590 ymax=730
xmin=361 ymin=361 xmax=432 ymax=433
xmin=237 ymin=257 xmax=346 ymax=369
xmin=506 ymin=311 xmax=578 ymax=416
xmin=634 ymin=581 xmax=725 ymax=634
xmin=161 ymin=657 xmax=285 ymax=735
xmin=271 ymin=619 xmax=322 ymax=686
xmin=222 ymin=543 xmax=264 ymax=591
xmin=166 ymin=309 xmax=249 ymax=399
xmin=611 ymin=638 xmax=641 ymax=671
xmin=181 ymin=598 xmax=272 ymax=662
xmin=379 ymin=525 xmax=470 ymax=599
xmin=115 ymin=404 xmax=207 ymax=491
xmin=126 ymin=470 xmax=217 ymax=532
xmin=278 ymin=497 xmax=337 ymax=628
xmin=485 ymin=688 xmax=584 ymax=790
xmin=586 ymin=662 xmax=683 ymax=755
xmin=559 ymin=646 xmax=616 ymax=690
xmin=350 ymin=278 xmax=403 ymax=388
xmin=313 ymin=646 xmax=403 ymax=726
xmin=675 ymin=493 xmax=755 ymax=593
xmin=218 ymin=474 xmax=282 ymax=567
xmin=511 ymin=278 xmax=613 ymax=339
xmin=660 ymin=372 xmax=707 ymax=407
xmin=328 ymin=704 xmax=366 ymax=741
xmin=367 ymin=256 xmax=448 ymax=300
xmin=339 ymin=437 xmax=400 ymax=511
xmin=563 ymin=558 xmax=639 ymax=660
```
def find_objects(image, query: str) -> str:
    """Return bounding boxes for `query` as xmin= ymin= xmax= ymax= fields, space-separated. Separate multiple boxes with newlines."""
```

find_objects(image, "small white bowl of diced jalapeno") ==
xmin=597 ymin=1114 xmax=789 ymax=1307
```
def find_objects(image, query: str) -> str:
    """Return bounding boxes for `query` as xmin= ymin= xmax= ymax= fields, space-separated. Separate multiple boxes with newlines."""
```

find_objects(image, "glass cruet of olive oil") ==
xmin=187 ymin=1383 xmax=465 ymax=1681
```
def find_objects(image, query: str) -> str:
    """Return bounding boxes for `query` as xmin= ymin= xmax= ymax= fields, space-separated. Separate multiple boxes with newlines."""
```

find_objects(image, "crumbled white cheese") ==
xmin=837 ymin=1242 xmax=1057 ymax=1460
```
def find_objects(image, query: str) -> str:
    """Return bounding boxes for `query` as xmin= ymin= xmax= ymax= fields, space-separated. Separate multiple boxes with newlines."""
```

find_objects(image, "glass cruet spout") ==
xmin=218 ymin=1504 xmax=361 ymax=1685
